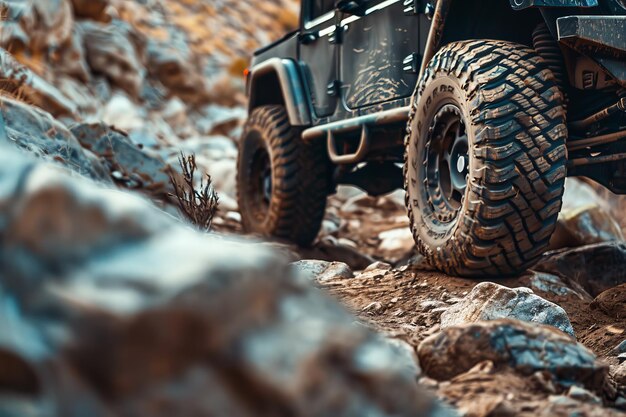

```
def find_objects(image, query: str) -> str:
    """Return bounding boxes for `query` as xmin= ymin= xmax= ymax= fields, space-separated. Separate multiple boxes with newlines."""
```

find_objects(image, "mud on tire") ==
xmin=404 ymin=40 xmax=568 ymax=277
xmin=237 ymin=105 xmax=330 ymax=246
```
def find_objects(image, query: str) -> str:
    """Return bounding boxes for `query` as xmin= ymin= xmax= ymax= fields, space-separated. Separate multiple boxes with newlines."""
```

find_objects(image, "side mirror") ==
xmin=335 ymin=0 xmax=367 ymax=16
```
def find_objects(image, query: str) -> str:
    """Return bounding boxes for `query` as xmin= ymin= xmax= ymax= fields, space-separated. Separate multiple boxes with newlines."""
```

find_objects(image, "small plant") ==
xmin=169 ymin=152 xmax=219 ymax=232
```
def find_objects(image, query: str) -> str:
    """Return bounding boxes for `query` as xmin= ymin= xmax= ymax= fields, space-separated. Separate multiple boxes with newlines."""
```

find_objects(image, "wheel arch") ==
xmin=439 ymin=0 xmax=544 ymax=48
xmin=247 ymin=58 xmax=312 ymax=127
xmin=419 ymin=0 xmax=599 ymax=81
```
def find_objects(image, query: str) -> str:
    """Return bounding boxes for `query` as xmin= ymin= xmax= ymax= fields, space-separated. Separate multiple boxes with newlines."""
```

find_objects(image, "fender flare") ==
xmin=247 ymin=58 xmax=312 ymax=126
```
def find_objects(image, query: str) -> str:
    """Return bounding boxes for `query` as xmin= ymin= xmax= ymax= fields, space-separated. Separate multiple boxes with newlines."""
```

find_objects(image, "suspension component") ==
xmin=533 ymin=23 xmax=568 ymax=95
xmin=569 ymin=97 xmax=626 ymax=131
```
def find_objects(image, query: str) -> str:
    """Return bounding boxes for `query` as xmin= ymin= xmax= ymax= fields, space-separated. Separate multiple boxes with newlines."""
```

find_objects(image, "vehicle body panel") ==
xmin=340 ymin=0 xmax=421 ymax=110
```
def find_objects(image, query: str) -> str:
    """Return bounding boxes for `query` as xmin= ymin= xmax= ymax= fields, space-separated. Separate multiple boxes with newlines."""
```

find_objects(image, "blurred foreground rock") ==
xmin=0 ymin=147 xmax=450 ymax=417
xmin=441 ymin=282 xmax=575 ymax=337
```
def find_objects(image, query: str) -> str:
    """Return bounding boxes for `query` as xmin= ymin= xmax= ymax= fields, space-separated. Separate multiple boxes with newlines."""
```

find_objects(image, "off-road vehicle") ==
xmin=237 ymin=0 xmax=626 ymax=277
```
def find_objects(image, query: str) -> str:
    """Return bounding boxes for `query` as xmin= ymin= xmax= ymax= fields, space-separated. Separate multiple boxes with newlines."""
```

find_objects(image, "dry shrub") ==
xmin=169 ymin=152 xmax=219 ymax=232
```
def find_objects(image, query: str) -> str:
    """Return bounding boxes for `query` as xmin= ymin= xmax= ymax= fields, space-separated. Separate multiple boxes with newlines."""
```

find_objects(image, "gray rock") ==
xmin=534 ymin=242 xmax=626 ymax=297
xmin=615 ymin=340 xmax=626 ymax=354
xmin=611 ymin=362 xmax=626 ymax=386
xmin=567 ymin=386 xmax=602 ymax=405
xmin=0 ymin=146 xmax=450 ymax=417
xmin=418 ymin=319 xmax=606 ymax=389
xmin=383 ymin=337 xmax=421 ymax=379
xmin=291 ymin=259 xmax=353 ymax=283
xmin=519 ymin=271 xmax=592 ymax=301
xmin=70 ymin=122 xmax=176 ymax=199
xmin=146 ymin=33 xmax=209 ymax=104
xmin=0 ymin=0 xmax=73 ymax=52
xmin=441 ymin=282 xmax=575 ymax=337
xmin=80 ymin=20 xmax=145 ymax=98
xmin=550 ymin=204 xmax=623 ymax=251
xmin=1 ymin=97 xmax=109 ymax=182
xmin=0 ymin=48 xmax=78 ymax=117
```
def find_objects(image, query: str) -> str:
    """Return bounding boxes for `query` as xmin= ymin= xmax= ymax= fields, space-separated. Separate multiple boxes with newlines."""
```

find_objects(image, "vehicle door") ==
xmin=339 ymin=0 xmax=426 ymax=110
xmin=299 ymin=0 xmax=340 ymax=118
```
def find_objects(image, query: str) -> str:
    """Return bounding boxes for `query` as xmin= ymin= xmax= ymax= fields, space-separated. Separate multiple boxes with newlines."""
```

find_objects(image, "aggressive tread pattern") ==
xmin=237 ymin=105 xmax=329 ymax=246
xmin=404 ymin=40 xmax=568 ymax=277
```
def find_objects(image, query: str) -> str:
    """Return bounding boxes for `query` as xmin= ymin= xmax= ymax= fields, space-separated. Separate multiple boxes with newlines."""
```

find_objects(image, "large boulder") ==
xmin=0 ymin=96 xmax=108 ymax=182
xmin=534 ymin=242 xmax=626 ymax=296
xmin=550 ymin=204 xmax=623 ymax=250
xmin=0 ymin=147 xmax=451 ymax=417
xmin=79 ymin=20 xmax=145 ymax=98
xmin=146 ymin=36 xmax=210 ymax=104
xmin=0 ymin=0 xmax=73 ymax=51
xmin=418 ymin=319 xmax=606 ymax=389
xmin=0 ymin=48 xmax=78 ymax=117
xmin=441 ymin=282 xmax=575 ymax=337
xmin=70 ymin=122 xmax=175 ymax=200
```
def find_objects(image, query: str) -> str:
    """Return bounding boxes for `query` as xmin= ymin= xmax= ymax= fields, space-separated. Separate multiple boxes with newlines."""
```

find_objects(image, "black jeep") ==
xmin=237 ymin=0 xmax=626 ymax=277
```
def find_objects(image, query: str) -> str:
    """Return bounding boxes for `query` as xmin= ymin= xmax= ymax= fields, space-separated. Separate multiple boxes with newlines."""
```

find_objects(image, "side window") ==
xmin=309 ymin=0 xmax=335 ymax=20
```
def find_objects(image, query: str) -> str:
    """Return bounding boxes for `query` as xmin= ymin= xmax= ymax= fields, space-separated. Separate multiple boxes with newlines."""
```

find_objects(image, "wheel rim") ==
xmin=250 ymin=145 xmax=272 ymax=219
xmin=424 ymin=104 xmax=469 ymax=224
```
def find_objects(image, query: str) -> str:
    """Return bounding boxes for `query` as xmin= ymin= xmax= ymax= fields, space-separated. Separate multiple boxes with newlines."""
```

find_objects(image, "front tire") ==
xmin=404 ymin=40 xmax=567 ymax=277
xmin=237 ymin=105 xmax=329 ymax=246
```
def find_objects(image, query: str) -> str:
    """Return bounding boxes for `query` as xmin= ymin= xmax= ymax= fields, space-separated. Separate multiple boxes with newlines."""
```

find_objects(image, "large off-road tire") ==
xmin=237 ymin=105 xmax=329 ymax=246
xmin=404 ymin=40 xmax=568 ymax=277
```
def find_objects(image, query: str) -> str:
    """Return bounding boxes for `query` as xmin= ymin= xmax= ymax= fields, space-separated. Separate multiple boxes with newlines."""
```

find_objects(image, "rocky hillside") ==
xmin=1 ymin=1 xmax=626 ymax=416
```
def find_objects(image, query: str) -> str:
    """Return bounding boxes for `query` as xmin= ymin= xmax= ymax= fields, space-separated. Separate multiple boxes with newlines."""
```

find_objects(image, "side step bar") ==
xmin=301 ymin=107 xmax=410 ymax=164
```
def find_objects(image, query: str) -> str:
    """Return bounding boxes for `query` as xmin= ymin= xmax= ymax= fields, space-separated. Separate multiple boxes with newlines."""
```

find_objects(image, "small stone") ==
xmin=225 ymin=211 xmax=241 ymax=223
xmin=614 ymin=340 xmax=626 ymax=354
xmin=363 ymin=302 xmax=383 ymax=312
xmin=364 ymin=261 xmax=392 ymax=272
xmin=420 ymin=300 xmax=446 ymax=311
xmin=567 ymin=385 xmax=602 ymax=405
xmin=290 ymin=260 xmax=353 ymax=283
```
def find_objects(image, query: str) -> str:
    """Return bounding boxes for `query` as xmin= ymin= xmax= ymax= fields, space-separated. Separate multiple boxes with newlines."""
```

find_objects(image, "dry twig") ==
xmin=169 ymin=152 xmax=219 ymax=231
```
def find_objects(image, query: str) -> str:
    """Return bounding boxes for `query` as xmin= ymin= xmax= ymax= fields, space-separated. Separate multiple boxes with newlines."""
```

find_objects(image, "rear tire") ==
xmin=404 ymin=40 xmax=568 ymax=277
xmin=237 ymin=105 xmax=329 ymax=246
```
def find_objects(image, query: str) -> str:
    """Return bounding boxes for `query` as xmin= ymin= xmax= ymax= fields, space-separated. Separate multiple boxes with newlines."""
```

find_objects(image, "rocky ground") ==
xmin=1 ymin=0 xmax=626 ymax=416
